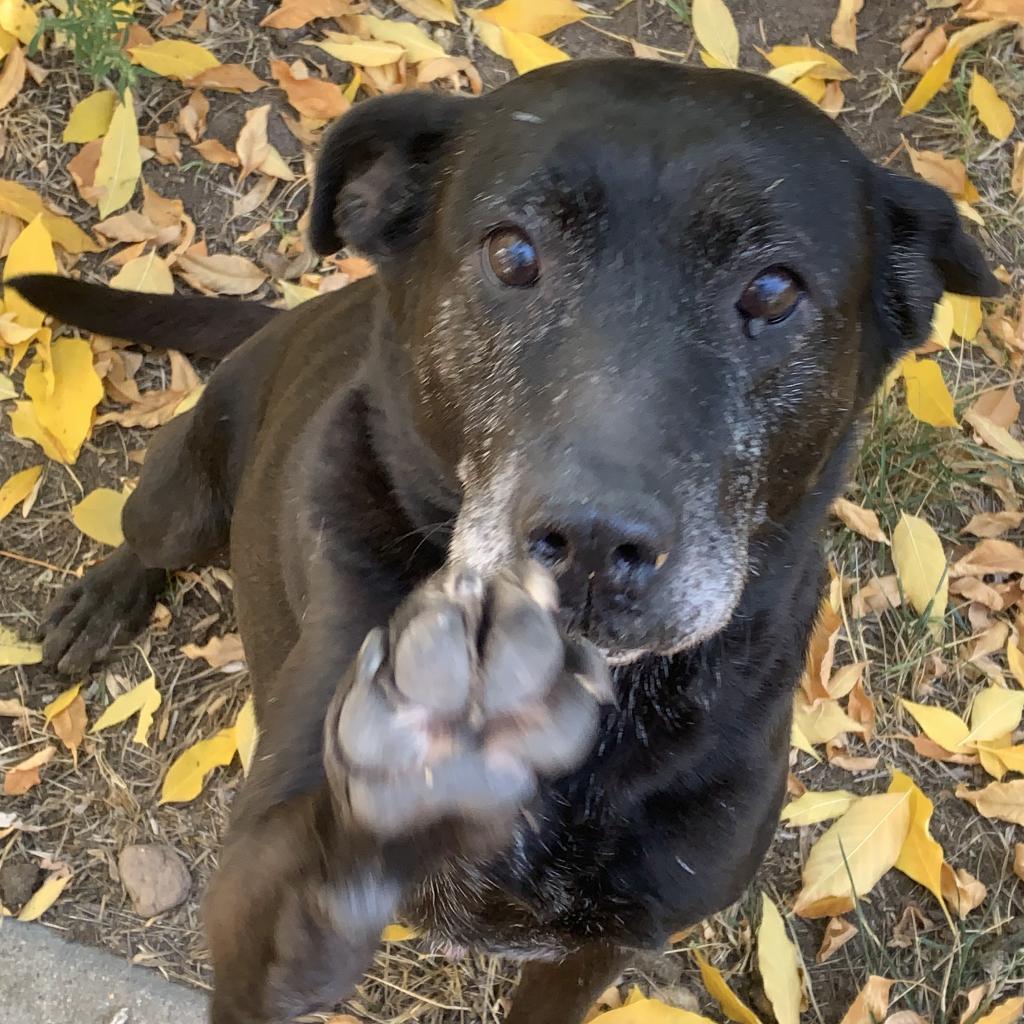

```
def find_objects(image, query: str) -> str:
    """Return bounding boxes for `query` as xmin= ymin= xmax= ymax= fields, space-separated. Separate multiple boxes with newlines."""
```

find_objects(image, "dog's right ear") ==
xmin=309 ymin=92 xmax=466 ymax=260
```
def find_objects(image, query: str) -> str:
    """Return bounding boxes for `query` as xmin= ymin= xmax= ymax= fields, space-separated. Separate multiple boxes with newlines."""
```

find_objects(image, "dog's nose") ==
xmin=523 ymin=501 xmax=672 ymax=593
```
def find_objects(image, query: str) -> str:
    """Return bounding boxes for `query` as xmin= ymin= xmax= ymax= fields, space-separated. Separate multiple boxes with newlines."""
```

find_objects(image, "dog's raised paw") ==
xmin=325 ymin=563 xmax=611 ymax=839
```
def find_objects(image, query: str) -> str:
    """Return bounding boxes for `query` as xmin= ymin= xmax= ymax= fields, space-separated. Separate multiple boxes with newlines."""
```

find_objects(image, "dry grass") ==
xmin=1 ymin=1 xmax=1023 ymax=1022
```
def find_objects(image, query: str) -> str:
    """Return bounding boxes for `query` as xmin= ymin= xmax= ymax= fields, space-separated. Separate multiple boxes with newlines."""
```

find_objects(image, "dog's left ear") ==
xmin=871 ymin=166 xmax=1002 ymax=355
xmin=309 ymin=92 xmax=466 ymax=259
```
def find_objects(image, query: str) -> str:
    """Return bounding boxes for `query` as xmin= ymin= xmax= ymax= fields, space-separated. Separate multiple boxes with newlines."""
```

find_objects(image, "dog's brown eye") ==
xmin=485 ymin=228 xmax=540 ymax=288
xmin=737 ymin=267 xmax=803 ymax=332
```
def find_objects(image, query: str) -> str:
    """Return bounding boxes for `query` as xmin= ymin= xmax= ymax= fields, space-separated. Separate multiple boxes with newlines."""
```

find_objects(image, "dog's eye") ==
xmin=485 ymin=228 xmax=540 ymax=288
xmin=737 ymin=267 xmax=803 ymax=334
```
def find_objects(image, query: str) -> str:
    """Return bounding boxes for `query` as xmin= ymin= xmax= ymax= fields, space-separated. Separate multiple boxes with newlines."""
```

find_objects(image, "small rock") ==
xmin=118 ymin=844 xmax=191 ymax=917
xmin=0 ymin=860 xmax=42 ymax=910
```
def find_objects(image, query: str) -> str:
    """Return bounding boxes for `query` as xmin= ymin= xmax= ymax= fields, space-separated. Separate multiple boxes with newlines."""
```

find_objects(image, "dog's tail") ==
xmin=6 ymin=274 xmax=277 ymax=359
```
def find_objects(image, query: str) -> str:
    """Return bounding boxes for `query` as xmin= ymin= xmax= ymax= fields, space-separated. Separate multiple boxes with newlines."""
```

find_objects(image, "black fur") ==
xmin=12 ymin=60 xmax=999 ymax=1024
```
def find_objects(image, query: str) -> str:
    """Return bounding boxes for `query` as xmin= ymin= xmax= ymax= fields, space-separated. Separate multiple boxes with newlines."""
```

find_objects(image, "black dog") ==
xmin=13 ymin=59 xmax=999 ymax=1024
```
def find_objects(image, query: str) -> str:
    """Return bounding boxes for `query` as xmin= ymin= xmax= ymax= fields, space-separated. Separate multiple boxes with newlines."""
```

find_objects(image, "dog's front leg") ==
xmin=207 ymin=561 xmax=610 ymax=1024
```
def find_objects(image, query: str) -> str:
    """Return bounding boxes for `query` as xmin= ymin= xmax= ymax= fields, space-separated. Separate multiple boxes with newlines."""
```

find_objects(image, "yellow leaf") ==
xmin=964 ymin=687 xmax=1024 ymax=745
xmin=956 ymin=780 xmax=1024 ymax=826
xmin=63 ymin=90 xmax=117 ymax=144
xmin=1006 ymin=636 xmax=1024 ymax=687
xmin=838 ymin=977 xmax=893 ymax=1024
xmin=767 ymin=59 xmax=830 ymax=85
xmin=95 ymin=91 xmax=141 ymax=218
xmin=969 ymin=71 xmax=1015 ymax=140
xmin=900 ymin=356 xmax=957 ymax=428
xmin=693 ymin=951 xmax=762 ymax=1024
xmin=781 ymin=789 xmax=858 ymax=826
xmin=3 ymin=214 xmax=57 ymax=329
xmin=279 ymin=280 xmax=319 ymax=308
xmin=947 ymin=291 xmax=982 ymax=339
xmin=129 ymin=39 xmax=220 ymax=80
xmin=976 ymin=998 xmax=1024 ymax=1024
xmin=71 ymin=487 xmax=126 ymax=547
xmin=793 ymin=792 xmax=911 ymax=917
xmin=900 ymin=44 xmax=960 ymax=116
xmin=757 ymin=894 xmax=801 ymax=1024
xmin=0 ymin=463 xmax=41 ymax=521
xmin=790 ymin=718 xmax=822 ymax=760
xmin=343 ymin=67 xmax=362 ymax=102
xmin=311 ymin=32 xmax=405 ymax=67
xmin=790 ymin=74 xmax=827 ymax=103
xmin=358 ymin=14 xmax=446 ymax=62
xmin=888 ymin=770 xmax=946 ymax=908
xmin=160 ymin=727 xmax=238 ymax=804
xmin=44 ymin=683 xmax=82 ymax=721
xmin=17 ymin=871 xmax=71 ymax=922
xmin=793 ymin=696 xmax=865 ymax=746
xmin=948 ymin=18 xmax=1014 ymax=53
xmin=394 ymin=0 xmax=458 ymax=22
xmin=692 ymin=0 xmax=739 ymax=68
xmin=110 ymin=251 xmax=175 ymax=294
xmin=929 ymin=294 xmax=955 ymax=347
xmin=0 ymin=624 xmax=42 ymax=666
xmin=19 ymin=337 xmax=104 ymax=464
xmin=0 ymin=0 xmax=36 ymax=44
xmin=0 ymin=371 xmax=14 ymax=399
xmin=891 ymin=513 xmax=948 ymax=624
xmin=500 ymin=27 xmax=570 ymax=73
xmin=474 ymin=0 xmax=584 ymax=36
xmin=92 ymin=674 xmax=161 ymax=747
xmin=761 ymin=46 xmax=853 ymax=80
xmin=589 ymin=1001 xmax=718 ymax=1023
xmin=901 ymin=699 xmax=969 ymax=752
xmin=830 ymin=0 xmax=863 ymax=53
xmin=234 ymin=696 xmax=259 ymax=777
xmin=381 ymin=923 xmax=420 ymax=941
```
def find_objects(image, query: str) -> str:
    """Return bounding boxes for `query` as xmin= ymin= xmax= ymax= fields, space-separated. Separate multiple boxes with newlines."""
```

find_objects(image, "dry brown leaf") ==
xmin=971 ymin=387 xmax=1020 ymax=429
xmin=833 ymin=497 xmax=889 ymax=544
xmin=187 ymin=64 xmax=266 ymax=93
xmin=260 ymin=0 xmax=362 ymax=29
xmin=1012 ymin=142 xmax=1024 ymax=200
xmin=271 ymin=59 xmax=349 ymax=120
xmin=68 ymin=139 xmax=103 ymax=205
xmin=840 ymin=977 xmax=894 ymax=1024
xmin=816 ymin=916 xmax=858 ymax=962
xmin=236 ymin=104 xmax=271 ymax=181
xmin=964 ymin=409 xmax=1024 ymax=462
xmin=175 ymin=252 xmax=268 ymax=295
xmin=232 ymin=175 xmax=276 ymax=218
xmin=941 ymin=864 xmax=987 ymax=917
xmin=950 ymin=539 xmax=1024 ymax=577
xmin=182 ymin=633 xmax=246 ymax=670
xmin=830 ymin=0 xmax=864 ymax=52
xmin=847 ymin=680 xmax=876 ymax=742
xmin=827 ymin=750 xmax=880 ymax=772
xmin=800 ymin=598 xmax=842 ymax=702
xmin=2 ymin=745 xmax=56 ymax=796
xmin=962 ymin=511 xmax=1024 ymax=538
xmin=1013 ymin=842 xmax=1024 ymax=881
xmin=194 ymin=138 xmax=240 ymax=167
xmin=417 ymin=56 xmax=484 ymax=94
xmin=94 ymin=210 xmax=162 ymax=243
xmin=906 ymin=144 xmax=979 ymax=202
xmin=851 ymin=575 xmax=901 ymax=618
xmin=956 ymin=780 xmax=1024 ymax=825
xmin=178 ymin=90 xmax=209 ymax=143
xmin=904 ymin=25 xmax=947 ymax=74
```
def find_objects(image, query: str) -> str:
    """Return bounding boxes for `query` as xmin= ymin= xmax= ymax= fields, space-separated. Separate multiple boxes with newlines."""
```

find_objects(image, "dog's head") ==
xmin=311 ymin=60 xmax=999 ymax=664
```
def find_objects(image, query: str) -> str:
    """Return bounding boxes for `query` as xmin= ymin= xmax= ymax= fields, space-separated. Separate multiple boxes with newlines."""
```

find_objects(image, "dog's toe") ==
xmin=39 ymin=548 xmax=164 ymax=675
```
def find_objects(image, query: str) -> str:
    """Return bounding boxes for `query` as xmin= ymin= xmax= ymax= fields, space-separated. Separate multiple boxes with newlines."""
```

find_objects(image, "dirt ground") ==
xmin=1 ymin=1 xmax=1023 ymax=1022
